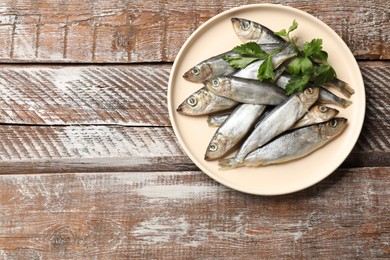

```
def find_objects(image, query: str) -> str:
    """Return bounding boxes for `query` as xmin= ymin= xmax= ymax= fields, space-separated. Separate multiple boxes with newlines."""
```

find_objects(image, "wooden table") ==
xmin=0 ymin=1 xmax=388 ymax=258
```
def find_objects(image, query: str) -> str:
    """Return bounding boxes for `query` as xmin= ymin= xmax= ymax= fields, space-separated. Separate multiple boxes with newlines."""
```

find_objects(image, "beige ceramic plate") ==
xmin=168 ymin=4 xmax=365 ymax=195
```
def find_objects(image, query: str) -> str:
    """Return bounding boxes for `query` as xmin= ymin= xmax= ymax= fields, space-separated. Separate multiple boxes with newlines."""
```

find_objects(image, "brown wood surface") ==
xmin=0 ymin=64 xmax=171 ymax=126
xmin=0 ymin=168 xmax=389 ymax=259
xmin=0 ymin=62 xmax=387 ymax=172
xmin=0 ymin=0 xmax=387 ymax=63
xmin=0 ymin=0 xmax=388 ymax=259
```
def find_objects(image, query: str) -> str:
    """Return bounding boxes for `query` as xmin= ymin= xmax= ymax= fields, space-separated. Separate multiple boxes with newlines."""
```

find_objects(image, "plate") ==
xmin=167 ymin=4 xmax=365 ymax=195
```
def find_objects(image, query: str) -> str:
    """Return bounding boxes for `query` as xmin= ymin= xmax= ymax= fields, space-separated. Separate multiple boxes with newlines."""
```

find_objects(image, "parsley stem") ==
xmin=287 ymin=35 xmax=301 ymax=55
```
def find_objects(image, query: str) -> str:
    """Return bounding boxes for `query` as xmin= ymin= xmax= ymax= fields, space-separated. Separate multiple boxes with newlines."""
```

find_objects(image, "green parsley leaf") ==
xmin=274 ymin=29 xmax=287 ymax=37
xmin=275 ymin=20 xmax=298 ymax=37
xmin=232 ymin=42 xmax=268 ymax=59
xmin=284 ymin=74 xmax=311 ymax=95
xmin=271 ymin=20 xmax=338 ymax=95
xmin=287 ymin=57 xmax=313 ymax=75
xmin=313 ymin=65 xmax=336 ymax=86
xmin=223 ymin=56 xmax=259 ymax=69
xmin=303 ymin=39 xmax=323 ymax=57
xmin=289 ymin=20 xmax=299 ymax=33
xmin=226 ymin=20 xmax=338 ymax=95
xmin=311 ymin=50 xmax=328 ymax=63
xmin=257 ymin=55 xmax=275 ymax=81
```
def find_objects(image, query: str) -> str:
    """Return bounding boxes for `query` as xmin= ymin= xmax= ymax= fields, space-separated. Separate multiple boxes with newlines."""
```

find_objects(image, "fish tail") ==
xmin=323 ymin=79 xmax=355 ymax=98
xmin=218 ymin=158 xmax=241 ymax=170
xmin=340 ymin=81 xmax=355 ymax=97
xmin=341 ymin=98 xmax=353 ymax=108
xmin=335 ymin=83 xmax=354 ymax=98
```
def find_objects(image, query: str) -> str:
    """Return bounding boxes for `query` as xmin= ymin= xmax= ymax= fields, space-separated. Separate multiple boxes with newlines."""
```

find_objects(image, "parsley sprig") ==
xmin=223 ymin=20 xmax=337 ymax=95
xmin=275 ymin=20 xmax=336 ymax=95
xmin=223 ymin=42 xmax=278 ymax=81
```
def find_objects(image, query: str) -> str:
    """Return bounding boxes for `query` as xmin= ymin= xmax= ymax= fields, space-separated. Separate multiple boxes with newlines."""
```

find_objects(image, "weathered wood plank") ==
xmin=0 ymin=64 xmax=171 ymax=126
xmin=0 ymin=124 xmax=387 ymax=173
xmin=0 ymin=0 xmax=387 ymax=62
xmin=0 ymin=168 xmax=388 ymax=258
xmin=0 ymin=125 xmax=197 ymax=173
xmin=341 ymin=61 xmax=390 ymax=167
xmin=356 ymin=62 xmax=390 ymax=151
xmin=0 ymin=62 xmax=388 ymax=130
xmin=0 ymin=62 xmax=387 ymax=171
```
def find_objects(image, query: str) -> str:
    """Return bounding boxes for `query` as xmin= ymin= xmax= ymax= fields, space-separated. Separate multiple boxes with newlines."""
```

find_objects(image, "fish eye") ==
xmin=209 ymin=143 xmax=218 ymax=152
xmin=191 ymin=67 xmax=200 ymax=76
xmin=319 ymin=106 xmax=328 ymax=112
xmin=212 ymin=79 xmax=219 ymax=86
xmin=305 ymin=88 xmax=313 ymax=94
xmin=330 ymin=119 xmax=338 ymax=127
xmin=240 ymin=20 xmax=251 ymax=30
xmin=187 ymin=97 xmax=197 ymax=107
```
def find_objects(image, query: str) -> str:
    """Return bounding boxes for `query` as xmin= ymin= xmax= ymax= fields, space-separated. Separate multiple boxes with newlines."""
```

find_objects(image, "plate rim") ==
xmin=167 ymin=3 xmax=366 ymax=195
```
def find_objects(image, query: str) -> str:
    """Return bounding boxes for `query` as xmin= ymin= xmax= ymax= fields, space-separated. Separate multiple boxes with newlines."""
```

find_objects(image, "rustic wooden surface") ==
xmin=0 ymin=0 xmax=389 ymax=259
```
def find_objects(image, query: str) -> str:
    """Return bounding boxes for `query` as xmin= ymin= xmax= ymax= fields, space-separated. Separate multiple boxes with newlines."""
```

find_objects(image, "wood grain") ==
xmin=0 ymin=64 xmax=171 ymax=126
xmin=0 ymin=125 xmax=197 ymax=173
xmin=0 ymin=62 xmax=388 ymax=129
xmin=343 ymin=61 xmax=390 ymax=167
xmin=0 ymin=167 xmax=388 ymax=259
xmin=0 ymin=1 xmax=387 ymax=259
xmin=0 ymin=62 xmax=388 ymax=171
xmin=357 ymin=62 xmax=390 ymax=151
xmin=0 ymin=0 xmax=387 ymax=63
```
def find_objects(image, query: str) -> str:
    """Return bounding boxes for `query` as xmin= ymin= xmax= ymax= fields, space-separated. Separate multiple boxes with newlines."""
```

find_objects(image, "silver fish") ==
xmin=210 ymin=105 xmax=270 ymax=130
xmin=272 ymin=65 xmax=287 ymax=83
xmin=176 ymin=87 xmax=238 ymax=115
xmin=274 ymin=73 xmax=292 ymax=89
xmin=254 ymin=105 xmax=338 ymax=130
xmin=233 ymin=44 xmax=296 ymax=79
xmin=204 ymin=104 xmax=266 ymax=160
xmin=290 ymin=105 xmax=339 ymax=130
xmin=248 ymin=43 xmax=286 ymax=53
xmin=205 ymin=76 xmax=287 ymax=105
xmin=207 ymin=106 xmax=272 ymax=127
xmin=183 ymin=44 xmax=283 ymax=83
xmin=182 ymin=51 xmax=238 ymax=83
xmin=231 ymin=18 xmax=285 ymax=44
xmin=241 ymin=118 xmax=348 ymax=166
xmin=275 ymin=74 xmax=352 ymax=108
xmin=219 ymin=87 xmax=320 ymax=169
xmin=322 ymin=78 xmax=354 ymax=98
xmin=317 ymin=87 xmax=352 ymax=108
xmin=207 ymin=113 xmax=231 ymax=127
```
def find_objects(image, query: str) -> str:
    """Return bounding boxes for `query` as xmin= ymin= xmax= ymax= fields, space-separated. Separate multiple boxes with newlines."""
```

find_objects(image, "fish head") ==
xmin=183 ymin=63 xmax=212 ymax=83
xmin=320 ymin=117 xmax=348 ymax=139
xmin=298 ymin=87 xmax=320 ymax=108
xmin=312 ymin=105 xmax=339 ymax=121
xmin=204 ymin=133 xmax=229 ymax=160
xmin=231 ymin=18 xmax=261 ymax=43
xmin=204 ymin=77 xmax=231 ymax=95
xmin=176 ymin=88 xmax=210 ymax=115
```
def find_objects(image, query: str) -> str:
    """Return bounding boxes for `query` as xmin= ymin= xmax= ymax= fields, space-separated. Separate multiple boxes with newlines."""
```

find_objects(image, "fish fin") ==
xmin=218 ymin=158 xmax=241 ymax=170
